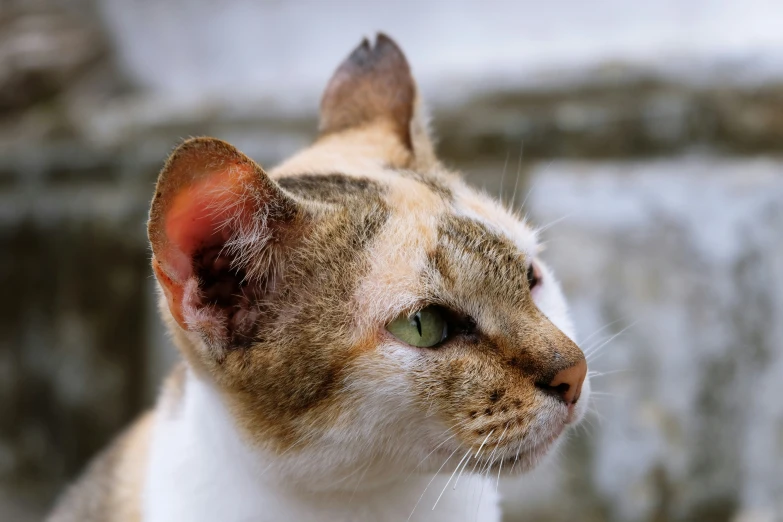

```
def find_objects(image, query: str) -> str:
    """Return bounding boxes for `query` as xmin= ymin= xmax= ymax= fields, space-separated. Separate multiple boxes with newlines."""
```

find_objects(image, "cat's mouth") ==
xmin=448 ymin=389 xmax=589 ymax=472
xmin=483 ymin=430 xmax=563 ymax=474
xmin=428 ymin=415 xmax=570 ymax=478
xmin=427 ymin=431 xmax=562 ymax=481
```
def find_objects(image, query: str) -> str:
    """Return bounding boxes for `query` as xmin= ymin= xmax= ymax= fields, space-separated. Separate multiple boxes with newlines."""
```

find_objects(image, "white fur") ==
xmin=144 ymin=370 xmax=500 ymax=522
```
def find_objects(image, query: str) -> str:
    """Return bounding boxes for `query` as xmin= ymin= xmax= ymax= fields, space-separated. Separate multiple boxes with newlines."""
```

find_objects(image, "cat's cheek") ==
xmin=374 ymin=335 xmax=427 ymax=374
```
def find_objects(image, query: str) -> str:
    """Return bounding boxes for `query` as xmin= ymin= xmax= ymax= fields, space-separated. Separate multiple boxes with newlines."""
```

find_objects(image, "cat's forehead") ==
xmin=271 ymin=134 xmax=537 ymax=260
xmin=274 ymin=169 xmax=536 ymax=262
xmin=275 ymin=173 xmax=536 ymax=325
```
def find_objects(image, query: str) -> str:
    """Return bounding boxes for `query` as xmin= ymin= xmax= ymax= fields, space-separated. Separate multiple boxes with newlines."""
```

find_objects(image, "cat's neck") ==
xmin=143 ymin=367 xmax=500 ymax=522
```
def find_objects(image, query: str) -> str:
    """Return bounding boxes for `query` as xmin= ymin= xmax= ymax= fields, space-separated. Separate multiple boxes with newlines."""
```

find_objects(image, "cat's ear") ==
xmin=148 ymin=137 xmax=305 ymax=355
xmin=319 ymin=33 xmax=437 ymax=169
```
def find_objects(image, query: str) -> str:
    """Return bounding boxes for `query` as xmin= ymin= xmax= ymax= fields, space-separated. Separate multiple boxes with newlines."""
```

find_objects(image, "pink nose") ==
xmin=544 ymin=358 xmax=587 ymax=405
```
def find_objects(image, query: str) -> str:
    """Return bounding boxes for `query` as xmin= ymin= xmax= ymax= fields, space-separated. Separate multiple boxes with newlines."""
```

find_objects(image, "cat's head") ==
xmin=148 ymin=34 xmax=588 ymax=487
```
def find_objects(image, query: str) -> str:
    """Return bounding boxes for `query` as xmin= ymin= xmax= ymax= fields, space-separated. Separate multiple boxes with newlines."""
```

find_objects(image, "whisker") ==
xmin=454 ymin=419 xmax=506 ymax=495
xmin=474 ymin=468 xmax=488 ymax=522
xmin=477 ymin=423 xmax=509 ymax=478
xmin=406 ymin=446 xmax=461 ymax=521
xmin=510 ymin=447 xmax=521 ymax=474
xmin=584 ymin=410 xmax=603 ymax=430
xmin=508 ymin=140 xmax=524 ymax=210
xmin=463 ymin=430 xmax=495 ymax=486
xmin=473 ymin=429 xmax=495 ymax=459
xmin=575 ymin=419 xmax=591 ymax=438
xmin=424 ymin=389 xmax=435 ymax=417
xmin=518 ymin=160 xmax=551 ymax=212
xmin=579 ymin=318 xmax=627 ymax=347
xmin=590 ymin=404 xmax=607 ymax=426
xmin=584 ymin=321 xmax=637 ymax=362
xmin=331 ymin=458 xmax=368 ymax=486
xmin=432 ymin=448 xmax=473 ymax=510
xmin=406 ymin=417 xmax=474 ymax=479
xmin=495 ymin=453 xmax=504 ymax=491
xmin=498 ymin=150 xmax=510 ymax=202
xmin=482 ymin=447 xmax=501 ymax=484
xmin=588 ymin=368 xmax=629 ymax=379
xmin=535 ymin=212 xmax=575 ymax=235
xmin=347 ymin=460 xmax=372 ymax=505
xmin=452 ymin=445 xmax=475 ymax=490
xmin=407 ymin=432 xmax=458 ymax=478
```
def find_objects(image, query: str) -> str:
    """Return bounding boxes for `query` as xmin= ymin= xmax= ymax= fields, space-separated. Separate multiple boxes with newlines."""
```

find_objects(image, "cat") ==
xmin=48 ymin=33 xmax=589 ymax=522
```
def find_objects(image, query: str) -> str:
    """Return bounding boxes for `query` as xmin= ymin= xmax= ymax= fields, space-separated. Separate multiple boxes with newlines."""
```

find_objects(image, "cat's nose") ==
xmin=542 ymin=358 xmax=587 ymax=405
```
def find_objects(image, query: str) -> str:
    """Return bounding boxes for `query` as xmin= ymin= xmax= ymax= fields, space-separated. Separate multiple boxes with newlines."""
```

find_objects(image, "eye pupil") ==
xmin=386 ymin=306 xmax=449 ymax=348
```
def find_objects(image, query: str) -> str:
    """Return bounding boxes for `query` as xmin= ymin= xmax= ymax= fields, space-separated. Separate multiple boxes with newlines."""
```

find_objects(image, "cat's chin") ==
xmin=496 ymin=392 xmax=591 ymax=475
xmin=423 ymin=439 xmax=559 ymax=480
xmin=422 ymin=420 xmax=573 ymax=479
xmin=493 ymin=431 xmax=568 ymax=476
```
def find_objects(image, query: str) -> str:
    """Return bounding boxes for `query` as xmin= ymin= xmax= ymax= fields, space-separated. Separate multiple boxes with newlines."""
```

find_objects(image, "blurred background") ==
xmin=1 ymin=0 xmax=782 ymax=520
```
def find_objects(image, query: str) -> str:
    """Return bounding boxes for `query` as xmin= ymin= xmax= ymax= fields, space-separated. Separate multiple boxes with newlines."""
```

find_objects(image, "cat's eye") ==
xmin=387 ymin=306 xmax=448 ymax=348
xmin=527 ymin=261 xmax=542 ymax=290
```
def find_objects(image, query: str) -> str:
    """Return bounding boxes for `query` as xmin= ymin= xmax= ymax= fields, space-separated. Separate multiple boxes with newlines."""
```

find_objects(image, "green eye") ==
xmin=387 ymin=306 xmax=448 ymax=348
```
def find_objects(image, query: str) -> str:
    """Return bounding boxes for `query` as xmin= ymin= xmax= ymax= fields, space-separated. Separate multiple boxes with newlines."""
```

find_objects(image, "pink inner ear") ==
xmin=162 ymin=167 xmax=250 ymax=283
